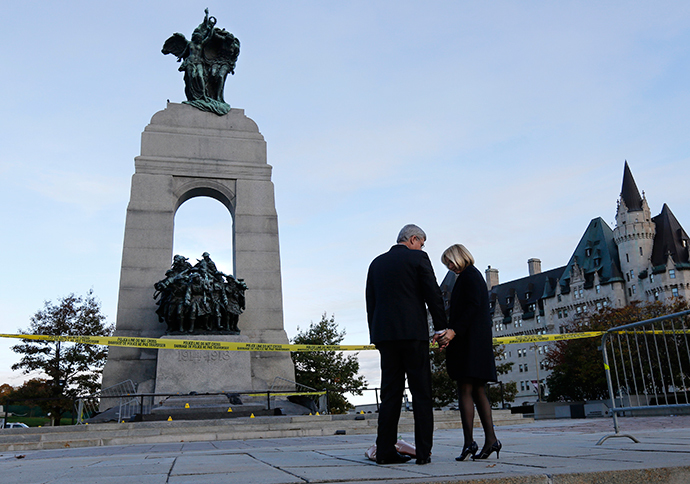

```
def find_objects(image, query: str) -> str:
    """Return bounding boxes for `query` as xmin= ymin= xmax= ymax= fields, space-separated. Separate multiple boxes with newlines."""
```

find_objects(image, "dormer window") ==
xmin=585 ymin=248 xmax=592 ymax=257
xmin=506 ymin=297 xmax=512 ymax=304
xmin=670 ymin=269 xmax=676 ymax=279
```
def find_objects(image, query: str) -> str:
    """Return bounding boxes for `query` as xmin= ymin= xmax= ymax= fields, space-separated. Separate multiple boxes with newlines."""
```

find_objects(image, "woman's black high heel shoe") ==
xmin=455 ymin=441 xmax=478 ymax=461
xmin=472 ymin=440 xmax=502 ymax=460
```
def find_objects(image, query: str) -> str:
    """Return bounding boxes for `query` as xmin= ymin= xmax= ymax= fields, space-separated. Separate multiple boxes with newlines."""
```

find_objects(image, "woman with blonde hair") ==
xmin=435 ymin=244 xmax=501 ymax=460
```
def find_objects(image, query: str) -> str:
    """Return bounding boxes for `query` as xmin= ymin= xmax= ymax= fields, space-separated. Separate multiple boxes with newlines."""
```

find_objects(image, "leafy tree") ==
xmin=545 ymin=299 xmax=690 ymax=402
xmin=2 ymin=378 xmax=63 ymax=417
xmin=11 ymin=291 xmax=114 ymax=425
xmin=488 ymin=344 xmax=518 ymax=407
xmin=290 ymin=313 xmax=367 ymax=414
xmin=0 ymin=383 xmax=14 ymax=401
xmin=430 ymin=346 xmax=457 ymax=407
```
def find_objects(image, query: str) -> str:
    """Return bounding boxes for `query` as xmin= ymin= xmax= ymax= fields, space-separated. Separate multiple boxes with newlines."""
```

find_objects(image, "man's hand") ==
xmin=432 ymin=329 xmax=456 ymax=349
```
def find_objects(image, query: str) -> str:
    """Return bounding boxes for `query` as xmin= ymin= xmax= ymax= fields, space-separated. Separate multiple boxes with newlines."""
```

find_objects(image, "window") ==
xmin=650 ymin=273 xmax=655 ymax=283
xmin=524 ymin=363 xmax=528 ymax=372
xmin=626 ymin=253 xmax=630 ymax=263
xmin=630 ymin=270 xmax=634 ymax=278
xmin=596 ymin=284 xmax=601 ymax=294
xmin=672 ymin=287 xmax=679 ymax=297
xmin=520 ymin=381 xmax=525 ymax=391
xmin=597 ymin=302 xmax=602 ymax=310
xmin=670 ymin=269 xmax=676 ymax=279
xmin=603 ymin=301 xmax=608 ymax=307
xmin=632 ymin=285 xmax=636 ymax=294
xmin=639 ymin=247 xmax=643 ymax=256
xmin=626 ymin=273 xmax=630 ymax=282
xmin=506 ymin=297 xmax=512 ymax=304
xmin=577 ymin=306 xmax=582 ymax=314
xmin=519 ymin=364 xmax=524 ymax=373
xmin=564 ymin=309 xmax=568 ymax=317
xmin=557 ymin=294 xmax=562 ymax=302
xmin=540 ymin=361 xmax=546 ymax=370
xmin=585 ymin=248 xmax=592 ymax=257
xmin=558 ymin=310 xmax=563 ymax=319
xmin=628 ymin=287 xmax=632 ymax=297
xmin=579 ymin=289 xmax=583 ymax=298
xmin=654 ymin=291 xmax=659 ymax=301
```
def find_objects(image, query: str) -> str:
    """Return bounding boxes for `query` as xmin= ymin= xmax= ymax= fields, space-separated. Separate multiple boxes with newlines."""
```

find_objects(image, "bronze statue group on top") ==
xmin=162 ymin=8 xmax=241 ymax=115
xmin=154 ymin=252 xmax=247 ymax=335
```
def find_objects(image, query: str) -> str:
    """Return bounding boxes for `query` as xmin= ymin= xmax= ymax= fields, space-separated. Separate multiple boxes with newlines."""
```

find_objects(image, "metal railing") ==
xmin=77 ymin=378 xmax=329 ymax=423
xmin=597 ymin=309 xmax=690 ymax=444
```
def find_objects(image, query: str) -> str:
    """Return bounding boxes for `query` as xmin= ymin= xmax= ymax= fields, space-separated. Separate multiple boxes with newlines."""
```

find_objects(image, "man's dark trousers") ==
xmin=376 ymin=339 xmax=433 ymax=460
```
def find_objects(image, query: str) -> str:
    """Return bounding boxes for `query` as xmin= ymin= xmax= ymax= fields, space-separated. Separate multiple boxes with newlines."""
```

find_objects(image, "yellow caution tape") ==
xmin=493 ymin=331 xmax=605 ymax=345
xmin=0 ymin=333 xmax=375 ymax=352
xmin=0 ymin=330 xmax=617 ymax=353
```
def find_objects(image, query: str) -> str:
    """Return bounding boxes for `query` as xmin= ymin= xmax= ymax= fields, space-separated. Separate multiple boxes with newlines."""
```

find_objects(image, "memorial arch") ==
xmin=101 ymin=104 xmax=295 ymax=394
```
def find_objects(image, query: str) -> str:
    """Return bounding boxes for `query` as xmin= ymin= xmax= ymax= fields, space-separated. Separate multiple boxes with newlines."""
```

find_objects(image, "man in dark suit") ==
xmin=366 ymin=224 xmax=448 ymax=465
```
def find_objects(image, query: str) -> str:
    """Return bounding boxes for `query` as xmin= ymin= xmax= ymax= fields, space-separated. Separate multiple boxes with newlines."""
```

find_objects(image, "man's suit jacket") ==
xmin=366 ymin=244 xmax=447 ymax=344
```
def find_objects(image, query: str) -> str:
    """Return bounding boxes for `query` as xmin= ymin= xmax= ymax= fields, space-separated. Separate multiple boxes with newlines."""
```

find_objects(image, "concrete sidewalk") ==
xmin=1 ymin=415 xmax=689 ymax=484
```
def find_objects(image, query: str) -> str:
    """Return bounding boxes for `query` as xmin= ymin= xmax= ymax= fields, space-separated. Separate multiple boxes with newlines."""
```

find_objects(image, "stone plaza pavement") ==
xmin=1 ymin=415 xmax=689 ymax=484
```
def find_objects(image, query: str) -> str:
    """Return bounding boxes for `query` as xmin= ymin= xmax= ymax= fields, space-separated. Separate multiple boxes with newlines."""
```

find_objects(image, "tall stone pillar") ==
xmin=101 ymin=103 xmax=295 ymax=394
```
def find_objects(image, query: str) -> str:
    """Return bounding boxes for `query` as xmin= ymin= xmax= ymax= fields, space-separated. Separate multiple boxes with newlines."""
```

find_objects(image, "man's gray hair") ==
xmin=397 ymin=224 xmax=427 ymax=243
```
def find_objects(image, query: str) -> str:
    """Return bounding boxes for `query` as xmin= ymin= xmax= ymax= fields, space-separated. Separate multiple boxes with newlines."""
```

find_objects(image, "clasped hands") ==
xmin=433 ymin=328 xmax=456 ymax=349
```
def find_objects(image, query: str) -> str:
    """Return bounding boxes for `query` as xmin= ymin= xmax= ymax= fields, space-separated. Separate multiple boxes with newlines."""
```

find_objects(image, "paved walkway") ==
xmin=1 ymin=416 xmax=689 ymax=483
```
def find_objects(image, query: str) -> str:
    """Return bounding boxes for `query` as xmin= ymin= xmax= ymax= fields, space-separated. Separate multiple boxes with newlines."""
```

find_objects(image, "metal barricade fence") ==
xmin=76 ymin=379 xmax=137 ymax=424
xmin=598 ymin=309 xmax=690 ymax=444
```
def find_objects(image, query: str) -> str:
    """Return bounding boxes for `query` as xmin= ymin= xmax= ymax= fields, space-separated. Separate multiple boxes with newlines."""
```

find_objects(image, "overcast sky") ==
xmin=2 ymin=1 xmax=690 ymax=404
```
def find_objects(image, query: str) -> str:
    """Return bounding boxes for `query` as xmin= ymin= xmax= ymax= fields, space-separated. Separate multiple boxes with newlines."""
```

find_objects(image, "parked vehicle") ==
xmin=3 ymin=422 xmax=29 ymax=429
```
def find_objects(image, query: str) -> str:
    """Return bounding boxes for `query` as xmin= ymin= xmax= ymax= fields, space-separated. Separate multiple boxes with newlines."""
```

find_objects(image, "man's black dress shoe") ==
xmin=415 ymin=456 xmax=431 ymax=465
xmin=376 ymin=452 xmax=412 ymax=464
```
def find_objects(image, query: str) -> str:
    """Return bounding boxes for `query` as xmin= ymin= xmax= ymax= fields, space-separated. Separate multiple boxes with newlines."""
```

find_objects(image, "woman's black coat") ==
xmin=445 ymin=264 xmax=498 ymax=382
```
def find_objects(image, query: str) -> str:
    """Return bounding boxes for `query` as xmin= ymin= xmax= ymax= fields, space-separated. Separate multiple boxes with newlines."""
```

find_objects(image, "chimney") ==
xmin=528 ymin=258 xmax=542 ymax=276
xmin=486 ymin=265 xmax=499 ymax=290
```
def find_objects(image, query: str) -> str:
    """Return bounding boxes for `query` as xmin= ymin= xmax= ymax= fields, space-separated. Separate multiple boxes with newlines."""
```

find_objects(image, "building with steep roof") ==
xmin=444 ymin=162 xmax=690 ymax=405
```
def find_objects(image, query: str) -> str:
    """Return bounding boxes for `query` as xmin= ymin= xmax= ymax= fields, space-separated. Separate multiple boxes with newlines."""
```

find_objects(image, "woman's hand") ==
xmin=433 ymin=329 xmax=456 ymax=349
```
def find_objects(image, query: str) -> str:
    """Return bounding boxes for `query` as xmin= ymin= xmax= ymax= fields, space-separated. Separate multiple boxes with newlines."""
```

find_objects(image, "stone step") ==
xmin=0 ymin=410 xmax=530 ymax=452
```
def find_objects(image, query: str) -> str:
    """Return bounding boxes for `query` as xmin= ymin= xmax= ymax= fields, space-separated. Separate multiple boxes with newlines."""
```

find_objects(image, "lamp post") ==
xmin=532 ymin=342 xmax=541 ymax=402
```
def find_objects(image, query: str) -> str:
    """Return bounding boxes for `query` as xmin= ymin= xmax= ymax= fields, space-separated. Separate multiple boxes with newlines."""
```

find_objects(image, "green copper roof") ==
xmin=559 ymin=217 xmax=623 ymax=292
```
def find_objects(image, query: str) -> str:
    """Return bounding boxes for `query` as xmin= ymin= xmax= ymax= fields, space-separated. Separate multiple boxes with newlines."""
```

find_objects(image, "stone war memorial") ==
xmin=100 ymin=10 xmax=296 ymax=406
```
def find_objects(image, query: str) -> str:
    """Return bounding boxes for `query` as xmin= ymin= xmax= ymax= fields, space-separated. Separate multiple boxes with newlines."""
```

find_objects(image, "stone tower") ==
xmin=612 ymin=161 xmax=655 ymax=302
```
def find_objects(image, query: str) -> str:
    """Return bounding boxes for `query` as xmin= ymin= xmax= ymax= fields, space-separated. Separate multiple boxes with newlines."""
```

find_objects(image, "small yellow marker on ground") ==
xmin=250 ymin=413 xmax=255 ymax=418
xmin=316 ymin=412 xmax=320 ymax=416
xmin=184 ymin=403 xmax=190 ymax=409
xmin=360 ymin=411 xmax=364 ymax=414
xmin=227 ymin=407 xmax=232 ymax=412
xmin=168 ymin=416 xmax=173 ymax=421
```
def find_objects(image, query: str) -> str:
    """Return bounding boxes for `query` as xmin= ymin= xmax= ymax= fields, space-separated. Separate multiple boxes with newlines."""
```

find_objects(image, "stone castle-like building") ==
xmin=450 ymin=162 xmax=690 ymax=405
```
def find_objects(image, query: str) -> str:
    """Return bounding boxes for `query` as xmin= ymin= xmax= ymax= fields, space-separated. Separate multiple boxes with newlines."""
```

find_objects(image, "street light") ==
xmin=532 ymin=342 xmax=541 ymax=402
